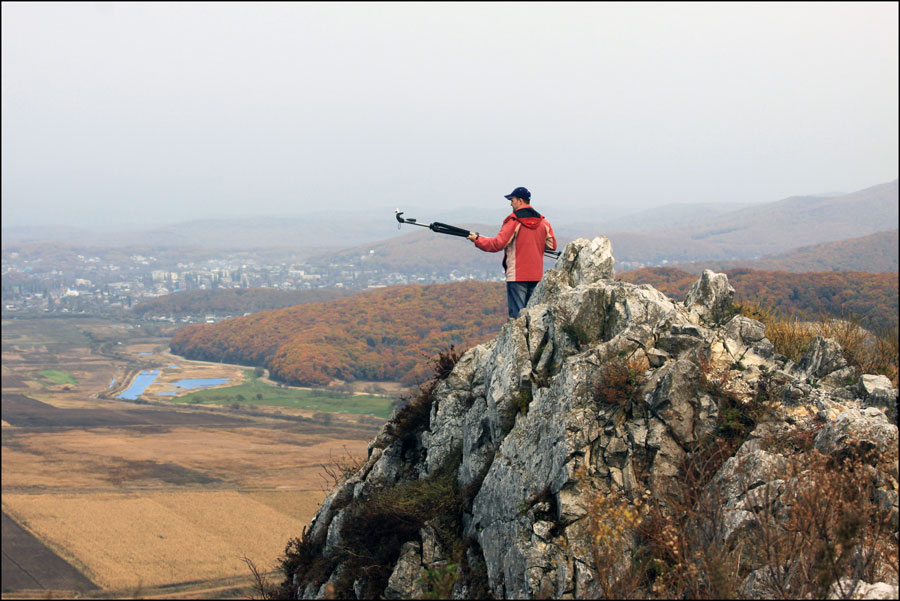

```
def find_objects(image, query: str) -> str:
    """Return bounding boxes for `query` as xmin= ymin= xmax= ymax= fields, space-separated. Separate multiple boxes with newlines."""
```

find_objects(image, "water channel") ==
xmin=171 ymin=378 xmax=230 ymax=390
xmin=117 ymin=369 xmax=159 ymax=400
xmin=117 ymin=372 xmax=231 ymax=400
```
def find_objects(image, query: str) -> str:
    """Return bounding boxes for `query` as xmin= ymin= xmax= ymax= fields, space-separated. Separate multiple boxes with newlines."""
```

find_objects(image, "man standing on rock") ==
xmin=468 ymin=187 xmax=557 ymax=318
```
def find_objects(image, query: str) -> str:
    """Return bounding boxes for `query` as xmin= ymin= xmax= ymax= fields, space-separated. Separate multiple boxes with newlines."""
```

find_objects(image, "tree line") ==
xmin=620 ymin=267 xmax=898 ymax=333
xmin=171 ymin=269 xmax=898 ymax=388
xmin=133 ymin=287 xmax=360 ymax=317
xmin=169 ymin=281 xmax=506 ymax=386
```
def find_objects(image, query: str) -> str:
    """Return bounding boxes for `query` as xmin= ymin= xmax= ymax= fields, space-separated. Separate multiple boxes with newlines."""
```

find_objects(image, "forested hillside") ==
xmin=620 ymin=267 xmax=898 ymax=332
xmin=133 ymin=287 xmax=360 ymax=317
xmin=169 ymin=281 xmax=506 ymax=386
xmin=170 ymin=270 xmax=897 ymax=389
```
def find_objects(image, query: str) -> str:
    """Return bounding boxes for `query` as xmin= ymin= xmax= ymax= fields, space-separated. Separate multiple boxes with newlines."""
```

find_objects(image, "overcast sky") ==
xmin=2 ymin=1 xmax=897 ymax=228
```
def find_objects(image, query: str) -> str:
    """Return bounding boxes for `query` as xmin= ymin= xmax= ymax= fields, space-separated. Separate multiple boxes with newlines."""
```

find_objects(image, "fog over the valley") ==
xmin=2 ymin=2 xmax=897 ymax=230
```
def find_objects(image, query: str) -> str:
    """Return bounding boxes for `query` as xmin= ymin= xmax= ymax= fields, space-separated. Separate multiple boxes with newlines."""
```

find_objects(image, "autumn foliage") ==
xmin=171 ymin=269 xmax=898 ymax=389
xmin=620 ymin=267 xmax=898 ymax=333
xmin=169 ymin=282 xmax=505 ymax=386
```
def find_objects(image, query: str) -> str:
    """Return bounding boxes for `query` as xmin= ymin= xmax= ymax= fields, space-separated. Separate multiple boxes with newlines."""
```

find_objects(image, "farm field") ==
xmin=1 ymin=317 xmax=388 ymax=599
xmin=172 ymin=369 xmax=395 ymax=418
xmin=2 ymin=490 xmax=324 ymax=590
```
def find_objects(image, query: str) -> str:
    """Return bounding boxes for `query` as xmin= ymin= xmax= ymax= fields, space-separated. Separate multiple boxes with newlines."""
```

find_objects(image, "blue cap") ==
xmin=504 ymin=187 xmax=531 ymax=201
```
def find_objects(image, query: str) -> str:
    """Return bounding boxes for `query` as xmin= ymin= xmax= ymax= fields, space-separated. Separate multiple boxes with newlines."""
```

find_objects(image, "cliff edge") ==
xmin=283 ymin=237 xmax=898 ymax=600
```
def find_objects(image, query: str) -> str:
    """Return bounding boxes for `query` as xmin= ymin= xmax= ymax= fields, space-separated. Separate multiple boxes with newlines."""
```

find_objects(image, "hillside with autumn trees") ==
xmin=169 ymin=281 xmax=506 ymax=386
xmin=170 ymin=270 xmax=897 ymax=389
xmin=619 ymin=267 xmax=899 ymax=333
xmin=133 ymin=287 xmax=361 ymax=318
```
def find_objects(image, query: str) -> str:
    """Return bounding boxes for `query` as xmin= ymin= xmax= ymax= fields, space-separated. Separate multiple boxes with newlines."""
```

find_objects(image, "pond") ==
xmin=117 ymin=369 xmax=159 ymax=400
xmin=171 ymin=378 xmax=230 ymax=390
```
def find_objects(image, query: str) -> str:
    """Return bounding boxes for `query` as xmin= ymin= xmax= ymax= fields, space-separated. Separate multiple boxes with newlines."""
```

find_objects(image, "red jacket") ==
xmin=474 ymin=206 xmax=557 ymax=282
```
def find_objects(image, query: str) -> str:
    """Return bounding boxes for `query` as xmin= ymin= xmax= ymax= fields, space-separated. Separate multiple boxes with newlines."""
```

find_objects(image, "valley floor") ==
xmin=1 ymin=317 xmax=385 ymax=599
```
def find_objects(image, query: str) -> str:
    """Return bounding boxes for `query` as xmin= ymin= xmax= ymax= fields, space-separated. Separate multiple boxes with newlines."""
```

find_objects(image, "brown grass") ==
xmin=593 ymin=355 xmax=648 ymax=406
xmin=735 ymin=443 xmax=899 ymax=599
xmin=1 ymin=491 xmax=315 ymax=590
xmin=1 ymin=318 xmax=383 ymax=599
xmin=2 ymin=427 xmax=370 ymax=491
xmin=577 ymin=427 xmax=899 ymax=599
xmin=244 ymin=491 xmax=328 ymax=523
xmin=737 ymin=301 xmax=898 ymax=386
xmin=581 ymin=483 xmax=646 ymax=598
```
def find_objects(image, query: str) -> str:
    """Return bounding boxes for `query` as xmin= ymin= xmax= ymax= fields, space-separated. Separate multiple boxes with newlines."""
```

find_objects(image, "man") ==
xmin=467 ymin=187 xmax=557 ymax=318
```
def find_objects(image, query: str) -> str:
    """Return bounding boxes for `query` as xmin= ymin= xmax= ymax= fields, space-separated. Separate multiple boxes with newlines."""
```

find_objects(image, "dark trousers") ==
xmin=507 ymin=281 xmax=539 ymax=318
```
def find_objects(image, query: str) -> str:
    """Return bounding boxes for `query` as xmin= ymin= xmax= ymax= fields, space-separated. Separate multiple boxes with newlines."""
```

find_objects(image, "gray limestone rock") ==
xmin=420 ymin=521 xmax=446 ymax=566
xmin=423 ymin=386 xmax=469 ymax=476
xmin=646 ymin=347 xmax=669 ymax=367
xmin=288 ymin=236 xmax=898 ymax=601
xmin=858 ymin=374 xmax=898 ymax=424
xmin=814 ymin=406 xmax=898 ymax=458
xmin=530 ymin=237 xmax=615 ymax=307
xmin=307 ymin=469 xmax=360 ymax=544
xmin=643 ymin=359 xmax=710 ymax=445
xmin=684 ymin=269 xmax=735 ymax=323
xmin=384 ymin=541 xmax=425 ymax=600
xmin=865 ymin=387 xmax=898 ymax=425
xmin=739 ymin=567 xmax=786 ymax=599
xmin=655 ymin=333 xmax=701 ymax=358
xmin=797 ymin=336 xmax=848 ymax=381
xmin=828 ymin=579 xmax=900 ymax=600
xmin=724 ymin=315 xmax=767 ymax=344
xmin=323 ymin=507 xmax=346 ymax=553
xmin=859 ymin=374 xmax=894 ymax=397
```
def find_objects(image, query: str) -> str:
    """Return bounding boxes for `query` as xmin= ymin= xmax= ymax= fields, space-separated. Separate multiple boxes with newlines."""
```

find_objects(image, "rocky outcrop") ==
xmin=286 ymin=237 xmax=898 ymax=600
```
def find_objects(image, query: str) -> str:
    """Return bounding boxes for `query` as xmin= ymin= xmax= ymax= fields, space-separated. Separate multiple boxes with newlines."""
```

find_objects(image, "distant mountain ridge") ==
xmin=304 ymin=181 xmax=897 ymax=274
xmin=669 ymin=180 xmax=898 ymax=254
xmin=591 ymin=201 xmax=758 ymax=233
xmin=309 ymin=180 xmax=898 ymax=271
xmin=1 ymin=214 xmax=403 ymax=250
xmin=680 ymin=229 xmax=899 ymax=274
xmin=4 ymin=180 xmax=896 ymax=270
xmin=0 ymin=206 xmax=504 ymax=250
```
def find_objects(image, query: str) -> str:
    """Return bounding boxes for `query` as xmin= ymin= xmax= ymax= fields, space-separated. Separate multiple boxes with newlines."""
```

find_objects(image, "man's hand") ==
xmin=467 ymin=232 xmax=479 ymax=241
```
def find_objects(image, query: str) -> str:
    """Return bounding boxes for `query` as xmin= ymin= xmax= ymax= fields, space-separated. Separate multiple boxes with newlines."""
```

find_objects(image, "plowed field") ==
xmin=2 ymin=317 xmax=386 ymax=598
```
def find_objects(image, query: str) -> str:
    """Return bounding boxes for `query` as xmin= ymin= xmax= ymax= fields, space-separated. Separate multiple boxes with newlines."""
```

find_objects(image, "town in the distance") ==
xmin=4 ymin=179 xmax=898 ymax=324
xmin=1 ymin=244 xmax=502 ymax=323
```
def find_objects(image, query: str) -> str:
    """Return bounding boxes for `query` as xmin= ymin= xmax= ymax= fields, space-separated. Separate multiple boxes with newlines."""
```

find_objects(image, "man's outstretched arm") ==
xmin=468 ymin=220 xmax=517 ymax=252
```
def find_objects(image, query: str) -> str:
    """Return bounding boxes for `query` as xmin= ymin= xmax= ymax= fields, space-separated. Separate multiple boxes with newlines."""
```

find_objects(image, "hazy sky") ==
xmin=2 ymin=1 xmax=898 ymax=228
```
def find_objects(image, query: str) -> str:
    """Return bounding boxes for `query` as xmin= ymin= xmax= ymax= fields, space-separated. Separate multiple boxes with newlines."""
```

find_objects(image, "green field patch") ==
xmin=172 ymin=370 xmax=394 ymax=418
xmin=37 ymin=369 xmax=79 ymax=386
